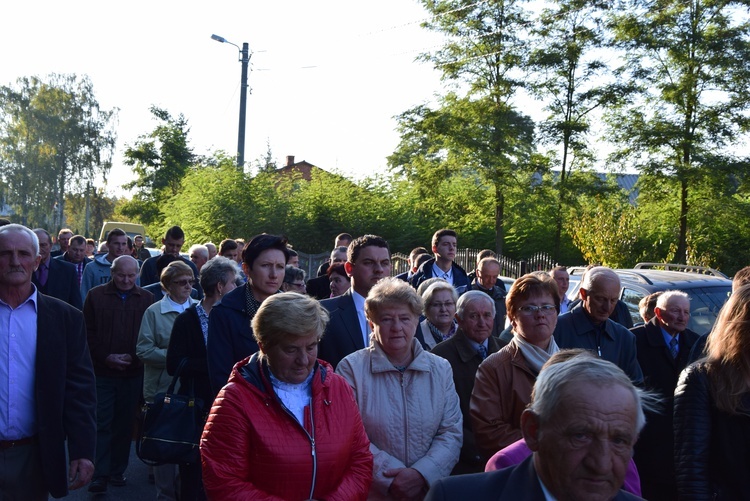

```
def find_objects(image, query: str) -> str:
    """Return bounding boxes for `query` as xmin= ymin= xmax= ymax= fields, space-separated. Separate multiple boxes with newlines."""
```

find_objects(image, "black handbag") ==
xmin=136 ymin=359 xmax=205 ymax=466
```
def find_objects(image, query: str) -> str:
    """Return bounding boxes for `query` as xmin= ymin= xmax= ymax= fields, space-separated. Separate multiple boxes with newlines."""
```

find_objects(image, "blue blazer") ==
xmin=33 ymin=258 xmax=82 ymax=310
xmin=318 ymin=290 xmax=365 ymax=369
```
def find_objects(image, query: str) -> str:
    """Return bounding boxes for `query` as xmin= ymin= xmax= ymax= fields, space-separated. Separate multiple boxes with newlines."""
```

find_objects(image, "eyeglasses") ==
xmin=517 ymin=304 xmax=557 ymax=315
xmin=172 ymin=278 xmax=195 ymax=287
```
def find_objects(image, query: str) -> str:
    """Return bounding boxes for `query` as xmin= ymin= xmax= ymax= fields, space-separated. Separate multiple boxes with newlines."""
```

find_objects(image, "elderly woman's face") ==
xmin=168 ymin=273 xmax=194 ymax=304
xmin=425 ymin=289 xmax=456 ymax=329
xmin=371 ymin=303 xmax=418 ymax=358
xmin=510 ymin=292 xmax=558 ymax=348
xmin=264 ymin=331 xmax=319 ymax=384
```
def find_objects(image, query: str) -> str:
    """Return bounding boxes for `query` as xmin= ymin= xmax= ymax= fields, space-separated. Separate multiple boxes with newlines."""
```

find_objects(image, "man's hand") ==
xmin=105 ymin=354 xmax=132 ymax=370
xmin=68 ymin=458 xmax=94 ymax=490
xmin=385 ymin=467 xmax=427 ymax=501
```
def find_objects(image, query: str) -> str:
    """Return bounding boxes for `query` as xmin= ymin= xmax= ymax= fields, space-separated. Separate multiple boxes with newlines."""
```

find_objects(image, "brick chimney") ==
xmin=286 ymin=155 xmax=295 ymax=167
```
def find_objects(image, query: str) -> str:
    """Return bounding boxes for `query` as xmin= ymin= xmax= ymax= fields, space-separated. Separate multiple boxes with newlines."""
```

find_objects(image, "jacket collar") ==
xmin=569 ymin=305 xmax=616 ymax=340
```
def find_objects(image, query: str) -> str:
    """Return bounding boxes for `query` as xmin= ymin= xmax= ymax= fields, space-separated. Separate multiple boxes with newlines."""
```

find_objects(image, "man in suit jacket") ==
xmin=631 ymin=291 xmax=698 ymax=501
xmin=54 ymin=234 xmax=90 ymax=288
xmin=318 ymin=235 xmax=391 ymax=369
xmin=139 ymin=225 xmax=202 ymax=298
xmin=425 ymin=355 xmax=645 ymax=501
xmin=32 ymin=228 xmax=83 ymax=310
xmin=0 ymin=224 xmax=96 ymax=499
xmin=432 ymin=291 xmax=502 ymax=474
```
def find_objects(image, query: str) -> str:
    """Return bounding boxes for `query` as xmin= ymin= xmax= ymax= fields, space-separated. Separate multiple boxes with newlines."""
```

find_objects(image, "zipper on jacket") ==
xmin=401 ymin=371 xmax=409 ymax=463
xmin=277 ymin=392 xmax=317 ymax=500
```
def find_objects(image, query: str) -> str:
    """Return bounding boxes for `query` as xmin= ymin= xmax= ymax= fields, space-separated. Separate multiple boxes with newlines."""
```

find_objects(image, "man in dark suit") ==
xmin=0 ymin=224 xmax=97 ymax=499
xmin=432 ymin=291 xmax=502 ymax=474
xmin=631 ymin=290 xmax=698 ymax=501
xmin=50 ymin=228 xmax=73 ymax=258
xmin=306 ymin=246 xmax=347 ymax=300
xmin=54 ymin=234 xmax=90 ymax=288
xmin=318 ymin=235 xmax=391 ymax=368
xmin=395 ymin=247 xmax=428 ymax=282
xmin=32 ymin=228 xmax=83 ymax=310
xmin=425 ymin=356 xmax=645 ymax=501
xmin=139 ymin=225 xmax=202 ymax=297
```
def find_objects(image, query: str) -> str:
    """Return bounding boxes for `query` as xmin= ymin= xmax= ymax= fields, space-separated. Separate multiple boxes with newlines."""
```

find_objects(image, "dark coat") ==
xmin=409 ymin=257 xmax=469 ymax=290
xmin=33 ymin=258 xmax=82 ymax=310
xmin=167 ymin=305 xmax=213 ymax=410
xmin=306 ymin=273 xmax=331 ymax=300
xmin=36 ymin=293 xmax=97 ymax=498
xmin=631 ymin=318 xmax=699 ymax=500
xmin=206 ymin=284 xmax=259 ymax=396
xmin=554 ymin=305 xmax=643 ymax=384
xmin=318 ymin=290 xmax=364 ymax=369
xmin=431 ymin=331 xmax=503 ymax=474
xmin=425 ymin=456 xmax=643 ymax=501
xmin=139 ymin=254 xmax=203 ymax=298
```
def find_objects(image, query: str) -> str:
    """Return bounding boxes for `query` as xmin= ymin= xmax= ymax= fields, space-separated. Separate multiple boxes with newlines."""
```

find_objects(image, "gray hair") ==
xmin=529 ymin=355 xmax=655 ymax=433
xmin=189 ymin=244 xmax=209 ymax=260
xmin=111 ymin=255 xmax=139 ymax=272
xmin=200 ymin=256 xmax=238 ymax=297
xmin=0 ymin=224 xmax=40 ymax=256
xmin=421 ymin=281 xmax=459 ymax=315
xmin=330 ymin=246 xmax=348 ymax=260
xmin=366 ymin=277 xmax=423 ymax=321
xmin=416 ymin=277 xmax=446 ymax=297
xmin=656 ymin=290 xmax=690 ymax=310
xmin=284 ymin=265 xmax=306 ymax=284
xmin=581 ymin=266 xmax=620 ymax=291
xmin=456 ymin=290 xmax=496 ymax=320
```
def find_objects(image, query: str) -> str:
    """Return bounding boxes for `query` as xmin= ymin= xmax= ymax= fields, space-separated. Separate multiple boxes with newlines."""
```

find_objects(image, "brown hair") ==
xmin=506 ymin=273 xmax=561 ymax=321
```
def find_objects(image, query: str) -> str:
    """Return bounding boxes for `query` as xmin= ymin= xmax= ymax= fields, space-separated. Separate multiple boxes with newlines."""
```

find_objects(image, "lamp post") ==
xmin=211 ymin=34 xmax=250 ymax=169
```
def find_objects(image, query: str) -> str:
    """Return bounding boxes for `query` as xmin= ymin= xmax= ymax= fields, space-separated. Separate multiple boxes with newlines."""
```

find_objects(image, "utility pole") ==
xmin=238 ymin=43 xmax=249 ymax=170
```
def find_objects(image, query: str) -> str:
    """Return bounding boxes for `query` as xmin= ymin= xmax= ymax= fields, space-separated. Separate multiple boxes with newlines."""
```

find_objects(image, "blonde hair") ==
xmin=252 ymin=293 xmax=329 ymax=354
xmin=365 ymin=277 xmax=422 ymax=322
xmin=160 ymin=260 xmax=193 ymax=290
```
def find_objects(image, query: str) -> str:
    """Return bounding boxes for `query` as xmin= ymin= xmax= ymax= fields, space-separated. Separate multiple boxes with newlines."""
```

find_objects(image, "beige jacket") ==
xmin=337 ymin=339 xmax=462 ymax=500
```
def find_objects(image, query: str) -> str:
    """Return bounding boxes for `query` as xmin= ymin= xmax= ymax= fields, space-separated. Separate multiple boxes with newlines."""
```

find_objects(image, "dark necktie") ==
xmin=669 ymin=337 xmax=679 ymax=359
xmin=37 ymin=263 xmax=48 ymax=287
xmin=477 ymin=344 xmax=488 ymax=360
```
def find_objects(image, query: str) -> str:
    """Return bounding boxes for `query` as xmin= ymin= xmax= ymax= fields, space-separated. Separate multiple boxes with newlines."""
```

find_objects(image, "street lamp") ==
xmin=211 ymin=34 xmax=250 ymax=169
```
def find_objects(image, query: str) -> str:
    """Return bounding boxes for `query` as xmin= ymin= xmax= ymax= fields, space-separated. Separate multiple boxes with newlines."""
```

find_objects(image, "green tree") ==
xmin=607 ymin=0 xmax=750 ymax=263
xmin=63 ymin=187 xmax=117 ymax=238
xmin=0 ymin=74 xmax=117 ymax=228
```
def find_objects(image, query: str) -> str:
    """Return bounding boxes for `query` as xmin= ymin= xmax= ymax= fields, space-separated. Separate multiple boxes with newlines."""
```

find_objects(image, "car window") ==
xmin=687 ymin=286 xmax=732 ymax=335
xmin=621 ymin=287 xmax=644 ymax=326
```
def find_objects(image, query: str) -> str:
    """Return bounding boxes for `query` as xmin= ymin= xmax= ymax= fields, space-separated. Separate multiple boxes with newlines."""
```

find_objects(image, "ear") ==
xmin=521 ymin=409 xmax=542 ymax=451
xmin=242 ymin=262 xmax=251 ymax=277
xmin=654 ymin=307 xmax=664 ymax=323
xmin=509 ymin=314 xmax=518 ymax=331
xmin=579 ymin=287 xmax=589 ymax=302
xmin=432 ymin=244 xmax=438 ymax=254
xmin=344 ymin=261 xmax=354 ymax=277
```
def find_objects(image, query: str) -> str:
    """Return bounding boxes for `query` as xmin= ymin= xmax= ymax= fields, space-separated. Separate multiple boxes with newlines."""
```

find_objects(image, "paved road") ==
xmin=54 ymin=444 xmax=163 ymax=500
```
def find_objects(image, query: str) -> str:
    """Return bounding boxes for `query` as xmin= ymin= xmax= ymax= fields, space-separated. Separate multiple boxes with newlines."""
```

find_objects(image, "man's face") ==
xmin=134 ymin=236 xmax=144 ymax=248
xmin=524 ymin=382 xmax=638 ymax=501
xmin=655 ymin=296 xmax=691 ymax=335
xmin=34 ymin=231 xmax=51 ymax=262
xmin=162 ymin=236 xmax=184 ymax=257
xmin=107 ymin=235 xmax=129 ymax=258
xmin=345 ymin=245 xmax=391 ymax=297
xmin=477 ymin=262 xmax=500 ymax=289
xmin=581 ymin=278 xmax=620 ymax=324
xmin=67 ymin=240 xmax=87 ymax=264
xmin=58 ymin=231 xmax=72 ymax=251
xmin=222 ymin=248 xmax=238 ymax=262
xmin=552 ymin=269 xmax=570 ymax=297
xmin=288 ymin=255 xmax=300 ymax=267
xmin=433 ymin=236 xmax=457 ymax=262
xmin=190 ymin=251 xmax=208 ymax=271
xmin=330 ymin=250 xmax=347 ymax=265
xmin=458 ymin=299 xmax=495 ymax=343
xmin=112 ymin=259 xmax=138 ymax=291
xmin=0 ymin=230 xmax=41 ymax=288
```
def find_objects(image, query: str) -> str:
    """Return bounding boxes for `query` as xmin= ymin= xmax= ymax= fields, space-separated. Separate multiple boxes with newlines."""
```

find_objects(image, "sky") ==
xmin=2 ymin=1 xmax=449 ymax=195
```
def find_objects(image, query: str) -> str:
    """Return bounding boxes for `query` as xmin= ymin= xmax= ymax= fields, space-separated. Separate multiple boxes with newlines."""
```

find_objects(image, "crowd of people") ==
xmin=1 ymin=218 xmax=749 ymax=500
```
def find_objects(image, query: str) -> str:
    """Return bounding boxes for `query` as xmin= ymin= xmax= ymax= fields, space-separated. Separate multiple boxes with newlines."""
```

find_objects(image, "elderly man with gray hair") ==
xmin=426 ymin=355 xmax=649 ymax=501
xmin=432 ymin=291 xmax=503 ymax=474
xmin=553 ymin=266 xmax=643 ymax=384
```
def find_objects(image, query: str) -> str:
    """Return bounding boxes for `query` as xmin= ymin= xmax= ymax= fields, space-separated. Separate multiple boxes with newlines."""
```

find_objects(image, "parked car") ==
xmin=568 ymin=263 xmax=731 ymax=335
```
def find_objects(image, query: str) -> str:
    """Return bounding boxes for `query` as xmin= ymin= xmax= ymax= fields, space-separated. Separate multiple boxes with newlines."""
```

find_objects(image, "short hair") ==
xmin=189 ymin=244 xmax=209 ymax=260
xmin=421 ymin=281 xmax=459 ymax=315
xmin=243 ymin=234 xmax=290 ymax=269
xmin=478 ymin=257 xmax=501 ymax=272
xmin=431 ymin=229 xmax=457 ymax=249
xmin=733 ymin=266 xmax=750 ymax=291
xmin=287 ymin=248 xmax=299 ymax=258
xmin=106 ymin=228 xmax=127 ymax=244
xmin=284 ymin=265 xmax=306 ymax=284
xmin=549 ymin=265 xmax=568 ymax=276
xmin=347 ymin=235 xmax=390 ymax=264
xmin=476 ymin=249 xmax=496 ymax=262
xmin=331 ymin=246 xmax=348 ymax=260
xmin=200 ymin=256 xmax=238 ymax=297
xmin=416 ymin=277 xmax=445 ymax=297
xmin=0 ymin=224 xmax=39 ymax=256
xmin=581 ymin=266 xmax=620 ymax=291
xmin=126 ymin=236 xmax=134 ymax=250
xmin=506 ymin=273 xmax=561 ymax=320
xmin=327 ymin=263 xmax=348 ymax=279
xmin=86 ymin=238 xmax=95 ymax=246
xmin=155 ymin=254 xmax=182 ymax=283
xmin=58 ymin=228 xmax=73 ymax=237
xmin=528 ymin=355 xmax=648 ymax=433
xmin=164 ymin=226 xmax=185 ymax=241
xmin=335 ymin=233 xmax=353 ymax=245
xmin=159 ymin=260 xmax=193 ymax=290
xmin=111 ymin=255 xmax=139 ymax=272
xmin=414 ymin=253 xmax=432 ymax=271
xmin=134 ymin=234 xmax=143 ymax=240
xmin=0 ymin=218 xmax=11 ymax=227
xmin=252 ymin=293 xmax=329 ymax=355
xmin=366 ymin=277 xmax=422 ymax=322
xmin=32 ymin=228 xmax=52 ymax=245
xmin=456 ymin=290 xmax=495 ymax=319
xmin=639 ymin=292 xmax=663 ymax=322
xmin=70 ymin=235 xmax=86 ymax=246
xmin=409 ymin=247 xmax=429 ymax=261
xmin=219 ymin=238 xmax=238 ymax=255
xmin=656 ymin=290 xmax=689 ymax=310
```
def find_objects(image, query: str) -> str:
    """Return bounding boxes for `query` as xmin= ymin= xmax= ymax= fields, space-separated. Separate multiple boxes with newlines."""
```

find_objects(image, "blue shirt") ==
xmin=0 ymin=286 xmax=39 ymax=440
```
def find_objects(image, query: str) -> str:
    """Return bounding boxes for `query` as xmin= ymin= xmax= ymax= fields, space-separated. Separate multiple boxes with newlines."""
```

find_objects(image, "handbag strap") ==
xmin=166 ymin=358 xmax=190 ymax=396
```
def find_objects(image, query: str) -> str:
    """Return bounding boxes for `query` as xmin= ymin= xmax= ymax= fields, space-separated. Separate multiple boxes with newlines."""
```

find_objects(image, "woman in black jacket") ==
xmin=674 ymin=283 xmax=750 ymax=500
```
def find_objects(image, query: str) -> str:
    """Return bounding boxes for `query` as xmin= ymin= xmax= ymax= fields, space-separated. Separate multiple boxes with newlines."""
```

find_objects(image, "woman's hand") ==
xmin=385 ymin=467 xmax=426 ymax=500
